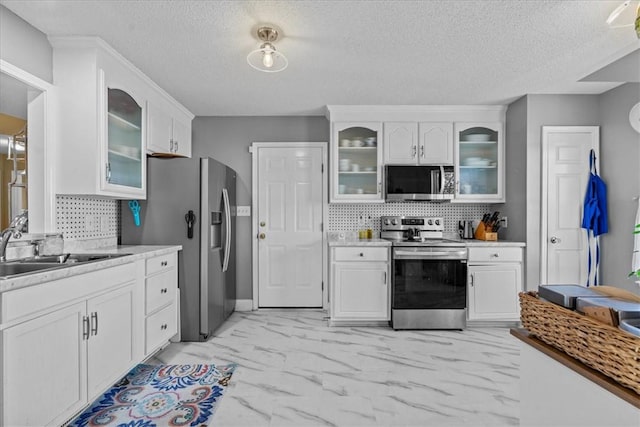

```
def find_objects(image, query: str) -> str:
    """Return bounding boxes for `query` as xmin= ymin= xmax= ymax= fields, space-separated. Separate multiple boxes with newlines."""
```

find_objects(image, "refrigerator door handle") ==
xmin=222 ymin=188 xmax=231 ymax=273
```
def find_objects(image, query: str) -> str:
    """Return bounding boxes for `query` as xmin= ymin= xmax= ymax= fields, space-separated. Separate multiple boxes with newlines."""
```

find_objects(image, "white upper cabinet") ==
xmin=331 ymin=121 xmax=384 ymax=203
xmin=51 ymin=37 xmax=194 ymax=198
xmin=419 ymin=122 xmax=453 ymax=164
xmin=384 ymin=122 xmax=418 ymax=164
xmin=147 ymin=96 xmax=193 ymax=158
xmin=454 ymin=122 xmax=505 ymax=202
xmin=385 ymin=122 xmax=453 ymax=165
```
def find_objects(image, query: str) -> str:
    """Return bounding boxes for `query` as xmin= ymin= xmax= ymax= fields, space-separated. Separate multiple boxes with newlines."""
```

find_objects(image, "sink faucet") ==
xmin=0 ymin=210 xmax=29 ymax=262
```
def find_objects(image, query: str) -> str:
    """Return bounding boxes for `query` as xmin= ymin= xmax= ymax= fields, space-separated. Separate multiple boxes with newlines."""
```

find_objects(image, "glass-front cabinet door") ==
xmin=103 ymin=87 xmax=145 ymax=196
xmin=331 ymin=122 xmax=383 ymax=202
xmin=454 ymin=123 xmax=504 ymax=202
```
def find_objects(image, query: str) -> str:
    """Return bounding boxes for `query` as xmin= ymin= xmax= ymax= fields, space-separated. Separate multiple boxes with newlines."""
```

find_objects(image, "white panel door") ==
xmin=383 ymin=122 xmax=418 ymax=164
xmin=2 ymin=302 xmax=87 ymax=427
xmin=258 ymin=146 xmax=324 ymax=307
xmin=542 ymin=126 xmax=599 ymax=285
xmin=86 ymin=283 xmax=135 ymax=400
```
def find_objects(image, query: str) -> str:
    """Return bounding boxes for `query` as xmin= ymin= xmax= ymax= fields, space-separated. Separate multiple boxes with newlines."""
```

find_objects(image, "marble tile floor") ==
xmin=150 ymin=310 xmax=520 ymax=427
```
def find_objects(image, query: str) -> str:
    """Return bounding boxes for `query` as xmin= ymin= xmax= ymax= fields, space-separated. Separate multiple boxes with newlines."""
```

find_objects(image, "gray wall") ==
xmin=502 ymin=96 xmax=527 ymax=242
xmin=192 ymin=116 xmax=330 ymax=299
xmin=599 ymin=83 xmax=640 ymax=292
xmin=523 ymin=94 xmax=600 ymax=291
xmin=0 ymin=5 xmax=52 ymax=83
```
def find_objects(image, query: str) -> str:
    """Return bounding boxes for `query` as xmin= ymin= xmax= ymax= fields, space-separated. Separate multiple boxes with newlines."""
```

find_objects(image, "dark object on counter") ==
xmin=538 ymin=284 xmax=608 ymax=309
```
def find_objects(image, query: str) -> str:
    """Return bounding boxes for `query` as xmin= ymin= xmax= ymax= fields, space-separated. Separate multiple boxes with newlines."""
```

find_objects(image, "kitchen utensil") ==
xmin=338 ymin=184 xmax=347 ymax=193
xmin=351 ymin=164 xmax=360 ymax=172
xmin=364 ymin=137 xmax=377 ymax=146
xmin=356 ymin=188 xmax=364 ymax=194
xmin=128 ymin=200 xmax=141 ymax=226
xmin=339 ymin=159 xmax=351 ymax=171
xmin=458 ymin=220 xmax=474 ymax=239
xmin=339 ymin=139 xmax=351 ymax=147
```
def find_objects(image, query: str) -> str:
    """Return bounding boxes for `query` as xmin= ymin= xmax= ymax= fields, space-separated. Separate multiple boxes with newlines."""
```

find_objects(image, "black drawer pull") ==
xmin=161 ymin=261 xmax=168 ymax=266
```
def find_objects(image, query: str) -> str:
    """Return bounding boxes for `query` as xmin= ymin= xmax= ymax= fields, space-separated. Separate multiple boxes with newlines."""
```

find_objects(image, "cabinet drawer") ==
xmin=145 ymin=301 xmax=177 ymax=354
xmin=146 ymin=252 xmax=177 ymax=276
xmin=468 ymin=247 xmax=522 ymax=263
xmin=333 ymin=247 xmax=388 ymax=262
xmin=146 ymin=269 xmax=177 ymax=315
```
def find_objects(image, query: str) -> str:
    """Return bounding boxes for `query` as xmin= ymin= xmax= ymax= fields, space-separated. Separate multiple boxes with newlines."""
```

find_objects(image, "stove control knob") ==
xmin=435 ymin=219 xmax=440 ymax=225
xmin=427 ymin=219 xmax=433 ymax=225
xmin=383 ymin=218 xmax=390 ymax=225
xmin=391 ymin=219 xmax=398 ymax=225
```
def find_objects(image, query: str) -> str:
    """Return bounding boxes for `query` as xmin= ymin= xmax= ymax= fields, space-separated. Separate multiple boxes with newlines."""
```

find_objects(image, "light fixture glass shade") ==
xmin=247 ymin=44 xmax=288 ymax=73
xmin=247 ymin=26 xmax=288 ymax=73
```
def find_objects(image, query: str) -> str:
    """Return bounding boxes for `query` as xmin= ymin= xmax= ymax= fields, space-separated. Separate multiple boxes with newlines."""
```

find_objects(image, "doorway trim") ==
xmin=540 ymin=125 xmax=600 ymax=284
xmin=0 ymin=60 xmax=56 ymax=233
xmin=250 ymin=142 xmax=328 ymax=310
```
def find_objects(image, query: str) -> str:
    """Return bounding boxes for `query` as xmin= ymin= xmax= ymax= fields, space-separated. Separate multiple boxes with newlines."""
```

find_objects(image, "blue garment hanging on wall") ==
xmin=581 ymin=149 xmax=608 ymax=286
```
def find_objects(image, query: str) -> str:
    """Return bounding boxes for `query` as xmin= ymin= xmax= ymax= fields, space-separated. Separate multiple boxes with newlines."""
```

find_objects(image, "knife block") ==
xmin=474 ymin=222 xmax=498 ymax=241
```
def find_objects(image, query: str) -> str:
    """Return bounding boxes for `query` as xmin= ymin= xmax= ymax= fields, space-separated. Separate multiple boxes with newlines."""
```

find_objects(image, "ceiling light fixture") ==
xmin=247 ymin=26 xmax=288 ymax=73
xmin=606 ymin=0 xmax=640 ymax=37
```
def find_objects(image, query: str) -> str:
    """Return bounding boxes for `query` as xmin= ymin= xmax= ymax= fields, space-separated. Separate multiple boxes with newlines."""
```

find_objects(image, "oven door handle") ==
xmin=394 ymin=250 xmax=467 ymax=260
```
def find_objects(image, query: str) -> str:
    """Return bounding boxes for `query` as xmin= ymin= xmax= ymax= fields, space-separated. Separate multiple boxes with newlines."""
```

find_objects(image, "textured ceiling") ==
xmin=2 ymin=0 xmax=639 ymax=116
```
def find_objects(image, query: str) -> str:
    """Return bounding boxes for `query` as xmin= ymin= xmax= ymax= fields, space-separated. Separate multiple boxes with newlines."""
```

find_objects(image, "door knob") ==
xmin=550 ymin=236 xmax=559 ymax=244
xmin=259 ymin=233 xmax=266 ymax=240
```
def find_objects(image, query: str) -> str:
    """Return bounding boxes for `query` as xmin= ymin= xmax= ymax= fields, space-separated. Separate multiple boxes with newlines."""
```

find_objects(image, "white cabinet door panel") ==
xmin=332 ymin=263 xmax=389 ymax=320
xmin=384 ymin=122 xmax=418 ymax=164
xmin=468 ymin=264 xmax=521 ymax=320
xmin=2 ymin=302 xmax=87 ymax=427
xmin=419 ymin=122 xmax=453 ymax=164
xmin=87 ymin=284 xmax=135 ymax=400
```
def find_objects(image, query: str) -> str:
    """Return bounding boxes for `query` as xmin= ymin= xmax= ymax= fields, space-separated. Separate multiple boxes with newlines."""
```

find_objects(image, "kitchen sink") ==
xmin=19 ymin=253 xmax=132 ymax=264
xmin=0 ymin=253 xmax=133 ymax=279
xmin=0 ymin=262 xmax=67 ymax=279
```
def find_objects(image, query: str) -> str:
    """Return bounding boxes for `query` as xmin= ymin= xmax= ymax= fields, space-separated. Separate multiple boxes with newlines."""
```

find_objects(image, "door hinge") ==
xmin=321 ymin=163 xmax=324 ymax=173
xmin=320 ymin=222 xmax=323 ymax=232
xmin=322 ymin=281 xmax=324 ymax=291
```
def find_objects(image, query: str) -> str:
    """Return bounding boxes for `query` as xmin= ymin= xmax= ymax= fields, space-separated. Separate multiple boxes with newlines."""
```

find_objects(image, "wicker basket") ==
xmin=519 ymin=291 xmax=640 ymax=395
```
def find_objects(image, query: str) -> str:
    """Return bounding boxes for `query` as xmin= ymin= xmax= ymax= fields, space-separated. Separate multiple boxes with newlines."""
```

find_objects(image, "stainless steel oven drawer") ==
xmin=333 ymin=247 xmax=389 ymax=262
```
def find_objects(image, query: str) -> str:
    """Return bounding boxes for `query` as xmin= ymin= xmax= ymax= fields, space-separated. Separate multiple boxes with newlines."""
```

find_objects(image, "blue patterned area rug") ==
xmin=68 ymin=363 xmax=236 ymax=427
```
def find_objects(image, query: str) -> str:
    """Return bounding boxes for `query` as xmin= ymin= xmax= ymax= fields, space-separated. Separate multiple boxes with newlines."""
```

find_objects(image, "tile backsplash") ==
xmin=328 ymin=202 xmax=494 ymax=233
xmin=56 ymin=195 xmax=119 ymax=240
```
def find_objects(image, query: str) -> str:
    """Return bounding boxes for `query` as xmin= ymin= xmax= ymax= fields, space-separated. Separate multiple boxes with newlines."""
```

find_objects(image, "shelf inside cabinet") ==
xmin=459 ymin=140 xmax=497 ymax=145
xmin=459 ymin=165 xmax=497 ymax=169
xmin=338 ymin=171 xmax=377 ymax=175
xmin=338 ymin=146 xmax=378 ymax=151
xmin=108 ymin=112 xmax=141 ymax=131
xmin=108 ymin=148 xmax=141 ymax=162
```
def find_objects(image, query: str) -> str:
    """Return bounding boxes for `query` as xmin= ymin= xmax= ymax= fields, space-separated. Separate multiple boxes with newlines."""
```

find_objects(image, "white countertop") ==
xmin=0 ymin=245 xmax=182 ymax=293
xmin=327 ymin=233 xmax=525 ymax=248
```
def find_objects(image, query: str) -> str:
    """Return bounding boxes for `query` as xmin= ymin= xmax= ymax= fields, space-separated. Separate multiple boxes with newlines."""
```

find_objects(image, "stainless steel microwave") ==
xmin=385 ymin=165 xmax=455 ymax=201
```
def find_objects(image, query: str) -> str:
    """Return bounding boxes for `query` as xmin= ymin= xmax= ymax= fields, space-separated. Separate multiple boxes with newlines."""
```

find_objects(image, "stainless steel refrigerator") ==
xmin=121 ymin=157 xmax=236 ymax=341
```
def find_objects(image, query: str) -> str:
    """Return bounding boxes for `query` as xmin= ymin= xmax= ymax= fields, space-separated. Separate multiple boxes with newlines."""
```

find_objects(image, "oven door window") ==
xmin=393 ymin=259 xmax=467 ymax=309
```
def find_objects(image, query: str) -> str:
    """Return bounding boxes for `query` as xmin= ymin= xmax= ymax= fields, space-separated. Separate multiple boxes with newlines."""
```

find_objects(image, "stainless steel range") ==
xmin=381 ymin=216 xmax=468 ymax=330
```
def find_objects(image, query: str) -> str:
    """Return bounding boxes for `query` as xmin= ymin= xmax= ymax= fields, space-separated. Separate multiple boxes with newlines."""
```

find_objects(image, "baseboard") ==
xmin=235 ymin=299 xmax=253 ymax=311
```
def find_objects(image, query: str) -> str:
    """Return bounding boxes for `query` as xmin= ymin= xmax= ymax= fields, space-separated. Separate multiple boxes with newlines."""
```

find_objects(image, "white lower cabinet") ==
xmin=144 ymin=252 xmax=178 ymax=355
xmin=1 ymin=275 xmax=137 ymax=427
xmin=2 ymin=302 xmax=87 ymax=427
xmin=467 ymin=247 xmax=523 ymax=321
xmin=330 ymin=246 xmax=390 ymax=324
xmin=0 ymin=249 xmax=180 ymax=426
